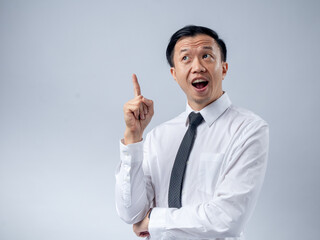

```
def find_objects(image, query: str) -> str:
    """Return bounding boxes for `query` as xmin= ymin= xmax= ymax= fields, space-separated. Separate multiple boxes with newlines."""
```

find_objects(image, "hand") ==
xmin=123 ymin=74 xmax=154 ymax=145
xmin=133 ymin=209 xmax=151 ymax=238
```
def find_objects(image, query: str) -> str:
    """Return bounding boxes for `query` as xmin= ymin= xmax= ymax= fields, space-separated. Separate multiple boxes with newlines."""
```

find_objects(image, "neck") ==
xmin=188 ymin=91 xmax=224 ymax=111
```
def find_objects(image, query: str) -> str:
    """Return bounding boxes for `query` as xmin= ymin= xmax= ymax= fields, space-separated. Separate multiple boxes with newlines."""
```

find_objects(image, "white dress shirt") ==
xmin=115 ymin=93 xmax=269 ymax=240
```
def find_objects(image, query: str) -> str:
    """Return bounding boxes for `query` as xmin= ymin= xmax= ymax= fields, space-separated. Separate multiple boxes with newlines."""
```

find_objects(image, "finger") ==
xmin=129 ymin=97 xmax=144 ymax=120
xmin=126 ymin=102 xmax=140 ymax=120
xmin=143 ymin=102 xmax=148 ymax=115
xmin=139 ymin=102 xmax=145 ymax=120
xmin=142 ymin=98 xmax=153 ymax=117
xmin=142 ymin=97 xmax=153 ymax=107
xmin=134 ymin=108 xmax=140 ymax=120
xmin=132 ymin=74 xmax=141 ymax=97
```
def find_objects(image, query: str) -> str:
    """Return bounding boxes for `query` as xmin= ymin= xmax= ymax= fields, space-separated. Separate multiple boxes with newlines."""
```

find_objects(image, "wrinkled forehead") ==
xmin=174 ymin=34 xmax=218 ymax=52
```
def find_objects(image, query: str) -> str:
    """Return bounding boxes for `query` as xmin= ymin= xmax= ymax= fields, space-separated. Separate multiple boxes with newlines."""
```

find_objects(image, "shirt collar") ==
xmin=185 ymin=92 xmax=232 ymax=127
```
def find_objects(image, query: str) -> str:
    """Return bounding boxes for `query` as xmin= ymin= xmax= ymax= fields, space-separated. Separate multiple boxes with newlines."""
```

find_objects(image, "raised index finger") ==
xmin=132 ymin=73 xmax=141 ymax=97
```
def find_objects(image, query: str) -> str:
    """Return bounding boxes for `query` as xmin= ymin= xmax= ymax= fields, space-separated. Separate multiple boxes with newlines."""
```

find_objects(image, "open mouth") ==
xmin=192 ymin=79 xmax=208 ymax=89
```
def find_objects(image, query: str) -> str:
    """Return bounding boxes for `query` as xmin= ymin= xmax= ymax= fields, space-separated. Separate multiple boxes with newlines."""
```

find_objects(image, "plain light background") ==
xmin=1 ymin=0 xmax=319 ymax=239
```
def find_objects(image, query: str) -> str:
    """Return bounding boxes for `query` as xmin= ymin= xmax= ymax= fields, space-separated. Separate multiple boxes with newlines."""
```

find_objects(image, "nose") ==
xmin=191 ymin=57 xmax=206 ymax=73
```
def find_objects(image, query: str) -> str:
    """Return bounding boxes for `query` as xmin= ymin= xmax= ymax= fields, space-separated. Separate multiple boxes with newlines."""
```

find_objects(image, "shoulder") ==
xmin=217 ymin=104 xmax=269 ymax=141
xmin=226 ymin=104 xmax=268 ymax=127
xmin=224 ymin=105 xmax=269 ymax=143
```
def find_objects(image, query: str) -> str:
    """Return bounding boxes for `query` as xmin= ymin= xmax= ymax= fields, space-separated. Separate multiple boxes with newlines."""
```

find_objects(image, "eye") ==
xmin=203 ymin=54 xmax=211 ymax=59
xmin=182 ymin=56 xmax=189 ymax=61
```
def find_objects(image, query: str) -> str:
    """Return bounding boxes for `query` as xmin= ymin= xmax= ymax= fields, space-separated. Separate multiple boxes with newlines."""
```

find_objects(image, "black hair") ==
xmin=166 ymin=25 xmax=227 ymax=67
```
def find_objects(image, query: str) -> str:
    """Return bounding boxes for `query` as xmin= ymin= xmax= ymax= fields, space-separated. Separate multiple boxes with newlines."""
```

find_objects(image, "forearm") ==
xmin=115 ymin=140 xmax=151 ymax=224
xmin=148 ymin=181 xmax=261 ymax=239
xmin=149 ymin=203 xmax=241 ymax=239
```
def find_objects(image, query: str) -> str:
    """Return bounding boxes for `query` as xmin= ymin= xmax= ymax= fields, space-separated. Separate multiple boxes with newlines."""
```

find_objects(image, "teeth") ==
xmin=193 ymin=79 xmax=207 ymax=84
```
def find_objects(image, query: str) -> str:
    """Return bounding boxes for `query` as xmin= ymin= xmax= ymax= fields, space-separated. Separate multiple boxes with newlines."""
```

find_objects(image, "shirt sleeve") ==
xmin=115 ymin=136 xmax=154 ymax=224
xmin=148 ymin=120 xmax=269 ymax=239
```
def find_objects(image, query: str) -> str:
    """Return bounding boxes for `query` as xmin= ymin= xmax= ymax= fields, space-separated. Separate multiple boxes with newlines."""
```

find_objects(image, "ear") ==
xmin=222 ymin=62 xmax=228 ymax=80
xmin=170 ymin=67 xmax=177 ymax=82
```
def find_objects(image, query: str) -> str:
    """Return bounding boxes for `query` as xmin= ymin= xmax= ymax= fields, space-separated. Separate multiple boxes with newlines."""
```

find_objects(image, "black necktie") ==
xmin=168 ymin=112 xmax=203 ymax=208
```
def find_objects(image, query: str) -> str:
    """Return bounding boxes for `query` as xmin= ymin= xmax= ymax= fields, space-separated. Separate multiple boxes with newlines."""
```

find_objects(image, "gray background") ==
xmin=1 ymin=0 xmax=319 ymax=239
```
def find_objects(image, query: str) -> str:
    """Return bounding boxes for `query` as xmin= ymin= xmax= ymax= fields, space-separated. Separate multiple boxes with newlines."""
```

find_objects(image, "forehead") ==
xmin=174 ymin=34 xmax=218 ymax=52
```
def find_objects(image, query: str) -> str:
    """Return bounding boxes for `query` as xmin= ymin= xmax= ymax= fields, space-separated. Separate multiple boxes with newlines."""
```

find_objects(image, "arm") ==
xmin=147 ymin=120 xmax=269 ymax=239
xmin=115 ymin=74 xmax=154 ymax=226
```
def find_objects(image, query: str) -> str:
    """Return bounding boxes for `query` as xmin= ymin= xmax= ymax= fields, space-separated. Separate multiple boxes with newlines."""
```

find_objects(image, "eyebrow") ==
xmin=179 ymin=46 xmax=213 ymax=54
xmin=179 ymin=49 xmax=189 ymax=54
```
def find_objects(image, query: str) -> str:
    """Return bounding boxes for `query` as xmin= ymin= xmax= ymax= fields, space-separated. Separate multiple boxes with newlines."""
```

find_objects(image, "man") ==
xmin=115 ymin=25 xmax=269 ymax=240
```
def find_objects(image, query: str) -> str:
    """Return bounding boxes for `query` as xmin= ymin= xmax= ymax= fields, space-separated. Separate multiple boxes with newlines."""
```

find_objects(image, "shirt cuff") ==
xmin=148 ymin=207 xmax=167 ymax=239
xmin=119 ymin=139 xmax=144 ymax=165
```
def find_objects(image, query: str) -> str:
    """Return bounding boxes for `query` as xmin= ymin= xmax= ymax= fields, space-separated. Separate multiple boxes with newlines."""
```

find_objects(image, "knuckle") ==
xmin=134 ymin=97 xmax=143 ymax=104
xmin=133 ymin=105 xmax=139 ymax=111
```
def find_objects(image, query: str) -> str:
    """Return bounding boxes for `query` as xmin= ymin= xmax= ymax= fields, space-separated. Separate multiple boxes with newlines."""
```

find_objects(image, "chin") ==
xmin=191 ymin=98 xmax=210 ymax=109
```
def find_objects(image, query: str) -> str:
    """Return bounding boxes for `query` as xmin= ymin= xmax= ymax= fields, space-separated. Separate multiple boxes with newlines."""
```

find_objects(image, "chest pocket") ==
xmin=198 ymin=152 xmax=224 ymax=195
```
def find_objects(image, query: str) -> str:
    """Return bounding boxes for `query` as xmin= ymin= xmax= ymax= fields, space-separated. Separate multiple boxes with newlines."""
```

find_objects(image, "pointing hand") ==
xmin=123 ymin=74 xmax=154 ymax=145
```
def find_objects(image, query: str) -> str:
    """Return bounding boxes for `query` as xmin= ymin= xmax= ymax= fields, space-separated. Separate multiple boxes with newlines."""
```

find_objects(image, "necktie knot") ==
xmin=188 ymin=112 xmax=203 ymax=128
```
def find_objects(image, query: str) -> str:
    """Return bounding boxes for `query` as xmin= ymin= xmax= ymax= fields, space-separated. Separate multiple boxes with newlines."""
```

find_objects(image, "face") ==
xmin=170 ymin=34 xmax=228 ymax=111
